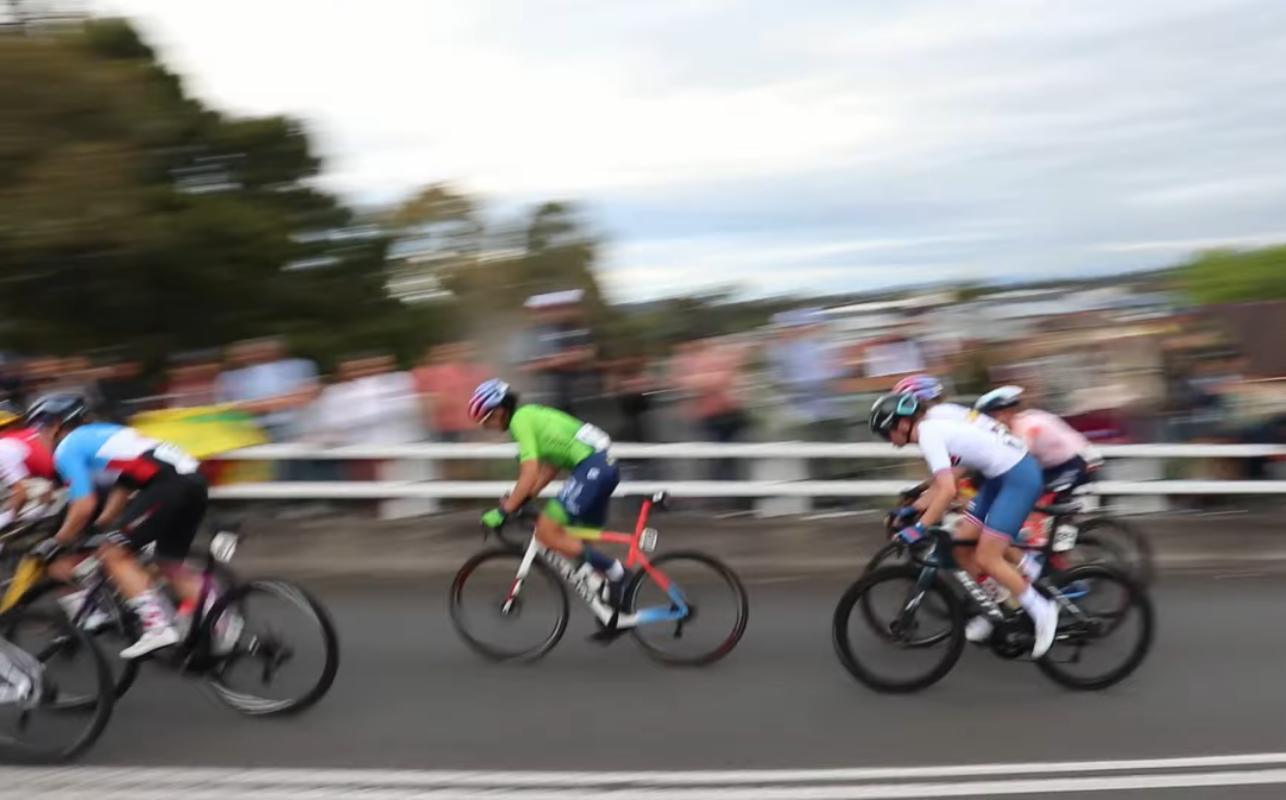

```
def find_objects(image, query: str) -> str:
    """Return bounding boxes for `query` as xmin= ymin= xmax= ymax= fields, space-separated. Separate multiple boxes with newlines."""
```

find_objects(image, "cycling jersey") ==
xmin=925 ymin=403 xmax=972 ymax=422
xmin=54 ymin=423 xmax=198 ymax=501
xmin=1011 ymin=408 xmax=1101 ymax=469
xmin=508 ymin=405 xmax=611 ymax=470
xmin=916 ymin=415 xmax=1027 ymax=478
xmin=0 ymin=429 xmax=56 ymax=486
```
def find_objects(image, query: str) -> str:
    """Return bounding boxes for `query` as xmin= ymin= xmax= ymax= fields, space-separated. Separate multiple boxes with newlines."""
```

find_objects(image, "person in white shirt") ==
xmin=870 ymin=391 xmax=1058 ymax=658
xmin=974 ymin=386 xmax=1103 ymax=497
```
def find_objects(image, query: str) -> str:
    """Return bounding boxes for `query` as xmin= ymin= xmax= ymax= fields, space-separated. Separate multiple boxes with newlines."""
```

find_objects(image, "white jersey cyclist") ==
xmin=915 ymin=414 xmax=1028 ymax=479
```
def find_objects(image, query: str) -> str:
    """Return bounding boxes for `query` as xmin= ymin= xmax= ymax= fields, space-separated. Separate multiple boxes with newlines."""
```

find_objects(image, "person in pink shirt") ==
xmin=413 ymin=342 xmax=492 ymax=443
xmin=974 ymin=386 xmax=1104 ymax=497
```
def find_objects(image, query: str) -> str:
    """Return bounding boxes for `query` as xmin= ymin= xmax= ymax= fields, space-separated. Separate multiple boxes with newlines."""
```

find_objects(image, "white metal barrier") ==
xmin=205 ymin=442 xmax=1286 ymax=501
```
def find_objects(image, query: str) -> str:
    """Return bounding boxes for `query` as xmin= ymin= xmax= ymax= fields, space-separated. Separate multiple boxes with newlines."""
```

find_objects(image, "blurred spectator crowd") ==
xmin=0 ymin=285 xmax=1282 ymax=498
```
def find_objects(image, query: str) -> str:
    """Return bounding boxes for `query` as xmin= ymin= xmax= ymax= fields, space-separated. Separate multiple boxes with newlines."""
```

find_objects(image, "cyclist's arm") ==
xmin=917 ymin=470 xmax=957 ymax=528
xmin=502 ymin=460 xmax=544 ymax=515
xmin=95 ymin=485 xmax=131 ymax=528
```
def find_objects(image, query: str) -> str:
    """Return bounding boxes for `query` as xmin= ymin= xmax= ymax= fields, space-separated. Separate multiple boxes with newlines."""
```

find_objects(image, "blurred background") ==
xmin=0 ymin=1 xmax=1282 ymax=513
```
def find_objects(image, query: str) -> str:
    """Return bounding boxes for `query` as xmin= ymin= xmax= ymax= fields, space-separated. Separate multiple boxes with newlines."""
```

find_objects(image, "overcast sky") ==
xmin=94 ymin=0 xmax=1286 ymax=302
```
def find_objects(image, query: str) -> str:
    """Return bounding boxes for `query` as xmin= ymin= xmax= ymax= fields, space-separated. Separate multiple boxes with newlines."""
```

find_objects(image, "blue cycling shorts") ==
xmin=966 ymin=455 xmax=1044 ymax=540
xmin=545 ymin=451 xmax=620 ymax=528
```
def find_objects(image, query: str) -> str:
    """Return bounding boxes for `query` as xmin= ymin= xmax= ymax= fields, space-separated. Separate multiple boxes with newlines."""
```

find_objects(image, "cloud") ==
xmin=95 ymin=0 xmax=1286 ymax=299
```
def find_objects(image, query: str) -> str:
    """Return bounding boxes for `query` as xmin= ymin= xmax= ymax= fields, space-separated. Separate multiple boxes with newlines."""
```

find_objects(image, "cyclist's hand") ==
xmin=481 ymin=508 xmax=508 ymax=530
xmin=29 ymin=537 xmax=64 ymax=564
xmin=895 ymin=522 xmax=927 ymax=547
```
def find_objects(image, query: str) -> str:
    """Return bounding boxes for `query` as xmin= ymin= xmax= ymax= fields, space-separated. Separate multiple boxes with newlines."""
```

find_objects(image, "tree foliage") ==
xmin=0 ymin=18 xmax=427 ymax=368
xmin=1180 ymin=246 xmax=1286 ymax=305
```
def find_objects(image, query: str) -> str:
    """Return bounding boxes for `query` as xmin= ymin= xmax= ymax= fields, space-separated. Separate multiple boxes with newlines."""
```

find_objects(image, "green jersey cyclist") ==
xmin=469 ymin=380 xmax=628 ymax=610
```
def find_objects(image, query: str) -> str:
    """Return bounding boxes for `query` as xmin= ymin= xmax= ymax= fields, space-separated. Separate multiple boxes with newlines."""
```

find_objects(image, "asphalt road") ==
xmin=11 ymin=572 xmax=1286 ymax=798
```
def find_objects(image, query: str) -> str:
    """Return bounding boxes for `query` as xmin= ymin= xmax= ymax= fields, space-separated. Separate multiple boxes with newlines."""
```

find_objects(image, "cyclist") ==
xmin=26 ymin=394 xmax=207 ymax=659
xmin=973 ymin=385 xmax=1103 ymax=498
xmin=0 ymin=401 xmax=58 ymax=530
xmin=469 ymin=380 xmax=627 ymax=617
xmin=870 ymin=391 xmax=1058 ymax=658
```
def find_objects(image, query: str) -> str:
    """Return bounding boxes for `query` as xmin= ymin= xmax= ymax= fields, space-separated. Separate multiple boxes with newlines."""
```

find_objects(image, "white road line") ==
xmin=9 ymin=768 xmax=1286 ymax=799
xmin=11 ymin=751 xmax=1286 ymax=789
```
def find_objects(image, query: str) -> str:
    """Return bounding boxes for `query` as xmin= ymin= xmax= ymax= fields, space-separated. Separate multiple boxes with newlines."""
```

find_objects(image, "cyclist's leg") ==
xmin=541 ymin=452 xmax=623 ymax=581
xmin=153 ymin=473 xmax=208 ymax=607
xmin=952 ymin=477 xmax=1000 ymax=578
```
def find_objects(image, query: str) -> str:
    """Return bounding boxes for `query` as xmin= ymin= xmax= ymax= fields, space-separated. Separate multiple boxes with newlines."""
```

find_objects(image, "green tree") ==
xmin=1180 ymin=246 xmax=1286 ymax=305
xmin=0 ymin=17 xmax=430 ymax=368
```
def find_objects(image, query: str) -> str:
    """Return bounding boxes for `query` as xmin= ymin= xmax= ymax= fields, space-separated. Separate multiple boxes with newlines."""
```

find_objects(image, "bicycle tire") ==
xmin=1036 ymin=564 xmax=1153 ymax=691
xmin=863 ymin=541 xmax=906 ymax=575
xmin=205 ymin=579 xmax=340 ymax=716
xmin=833 ymin=564 xmax=965 ymax=693
xmin=449 ymin=549 xmax=569 ymax=663
xmin=0 ymin=605 xmax=114 ymax=763
xmin=1076 ymin=517 xmax=1154 ymax=586
xmin=16 ymin=580 xmax=139 ymax=703
xmin=624 ymin=551 xmax=749 ymax=666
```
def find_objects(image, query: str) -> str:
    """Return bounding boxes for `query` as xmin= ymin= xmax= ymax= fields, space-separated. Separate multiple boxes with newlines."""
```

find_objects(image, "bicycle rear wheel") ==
xmin=1076 ymin=518 xmax=1154 ymax=586
xmin=1037 ymin=564 xmax=1153 ymax=690
xmin=450 ymin=549 xmax=569 ymax=662
xmin=205 ymin=579 xmax=340 ymax=716
xmin=0 ymin=606 xmax=113 ymax=763
xmin=833 ymin=565 xmax=965 ymax=693
xmin=624 ymin=551 xmax=748 ymax=666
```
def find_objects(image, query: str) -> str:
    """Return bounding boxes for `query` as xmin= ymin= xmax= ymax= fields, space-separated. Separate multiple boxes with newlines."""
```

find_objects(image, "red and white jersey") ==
xmin=0 ymin=428 xmax=57 ymax=486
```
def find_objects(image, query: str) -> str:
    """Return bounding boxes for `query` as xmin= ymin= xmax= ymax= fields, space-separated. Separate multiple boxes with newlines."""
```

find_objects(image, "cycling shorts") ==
xmin=1042 ymin=455 xmax=1095 ymax=496
xmin=966 ymin=454 xmax=1044 ymax=541
xmin=114 ymin=461 xmax=209 ymax=560
xmin=545 ymin=451 xmax=619 ymax=528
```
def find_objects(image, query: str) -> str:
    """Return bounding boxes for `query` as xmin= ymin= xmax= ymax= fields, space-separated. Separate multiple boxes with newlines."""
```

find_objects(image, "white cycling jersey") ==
xmin=925 ymin=402 xmax=972 ymax=422
xmin=916 ymin=414 xmax=1028 ymax=478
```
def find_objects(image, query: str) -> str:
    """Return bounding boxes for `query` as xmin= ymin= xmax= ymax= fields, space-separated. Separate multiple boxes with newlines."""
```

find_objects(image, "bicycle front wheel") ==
xmin=450 ymin=549 xmax=569 ymax=662
xmin=19 ymin=580 xmax=139 ymax=703
xmin=625 ymin=551 xmax=748 ymax=666
xmin=1037 ymin=564 xmax=1153 ymax=690
xmin=205 ymin=579 xmax=340 ymax=716
xmin=0 ymin=606 xmax=113 ymax=763
xmin=833 ymin=565 xmax=965 ymax=693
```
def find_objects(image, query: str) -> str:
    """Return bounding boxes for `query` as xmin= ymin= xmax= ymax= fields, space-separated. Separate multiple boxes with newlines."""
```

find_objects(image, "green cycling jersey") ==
xmin=507 ymin=404 xmax=611 ymax=470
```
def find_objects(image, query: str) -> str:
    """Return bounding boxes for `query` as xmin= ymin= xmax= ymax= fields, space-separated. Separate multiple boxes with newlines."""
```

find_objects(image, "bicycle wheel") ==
xmin=0 ymin=606 xmax=113 ymax=763
xmin=624 ymin=551 xmax=748 ymax=666
xmin=18 ymin=581 xmax=139 ymax=703
xmin=450 ymin=549 xmax=569 ymax=662
xmin=863 ymin=541 xmax=906 ymax=574
xmin=1037 ymin=564 xmax=1153 ymax=691
xmin=833 ymin=565 xmax=965 ymax=693
xmin=205 ymin=579 xmax=339 ymax=716
xmin=1077 ymin=518 xmax=1154 ymax=586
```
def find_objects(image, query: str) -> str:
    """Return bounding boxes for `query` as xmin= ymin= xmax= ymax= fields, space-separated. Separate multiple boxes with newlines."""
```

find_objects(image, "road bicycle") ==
xmin=833 ymin=526 xmax=1153 ymax=693
xmin=0 ymin=598 xmax=113 ymax=762
xmin=450 ymin=491 xmax=749 ymax=665
xmin=6 ymin=521 xmax=339 ymax=716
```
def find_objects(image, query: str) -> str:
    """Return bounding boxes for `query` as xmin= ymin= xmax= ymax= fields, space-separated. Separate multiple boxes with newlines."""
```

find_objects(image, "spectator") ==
xmin=671 ymin=337 xmax=749 ymax=500
xmin=518 ymin=290 xmax=595 ymax=414
xmin=412 ymin=342 xmax=490 ymax=443
xmin=215 ymin=337 xmax=320 ymax=480
xmin=768 ymin=308 xmax=846 ymax=442
xmin=164 ymin=350 xmax=223 ymax=408
xmin=606 ymin=355 xmax=655 ymax=443
xmin=310 ymin=353 xmax=431 ymax=518
xmin=93 ymin=350 xmax=150 ymax=422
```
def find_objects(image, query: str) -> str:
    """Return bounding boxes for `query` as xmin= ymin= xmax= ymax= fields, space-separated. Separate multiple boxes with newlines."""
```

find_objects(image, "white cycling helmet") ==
xmin=974 ymin=385 xmax=1024 ymax=414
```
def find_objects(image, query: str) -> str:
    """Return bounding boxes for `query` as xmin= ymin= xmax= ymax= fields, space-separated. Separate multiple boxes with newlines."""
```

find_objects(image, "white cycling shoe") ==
xmin=965 ymin=615 xmax=994 ymax=643
xmin=1030 ymin=600 xmax=1060 ymax=659
xmin=120 ymin=625 xmax=181 ymax=660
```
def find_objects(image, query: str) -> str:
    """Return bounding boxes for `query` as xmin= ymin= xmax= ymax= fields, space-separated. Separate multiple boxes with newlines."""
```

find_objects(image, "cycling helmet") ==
xmin=974 ymin=385 xmax=1024 ymax=414
xmin=0 ymin=400 xmax=20 ymax=428
xmin=892 ymin=374 xmax=944 ymax=402
xmin=468 ymin=379 xmax=511 ymax=423
xmin=869 ymin=392 xmax=921 ymax=440
xmin=24 ymin=393 xmax=88 ymax=429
